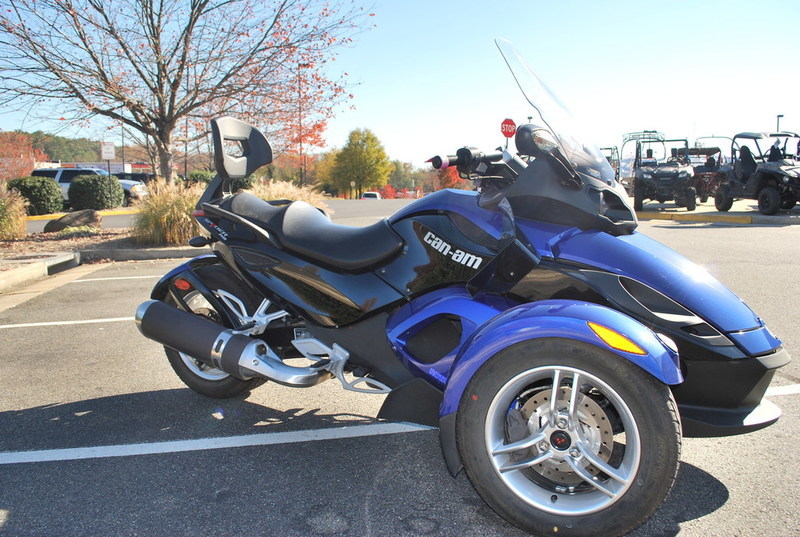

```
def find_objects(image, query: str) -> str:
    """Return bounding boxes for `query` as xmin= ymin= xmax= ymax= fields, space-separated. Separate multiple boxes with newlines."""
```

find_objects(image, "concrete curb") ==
xmin=0 ymin=247 xmax=197 ymax=295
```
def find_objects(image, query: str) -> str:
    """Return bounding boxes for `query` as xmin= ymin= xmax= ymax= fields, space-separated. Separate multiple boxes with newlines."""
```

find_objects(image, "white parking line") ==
xmin=0 ymin=317 xmax=134 ymax=329
xmin=0 ymin=422 xmax=434 ymax=465
xmin=766 ymin=384 xmax=800 ymax=397
xmin=69 ymin=275 xmax=160 ymax=283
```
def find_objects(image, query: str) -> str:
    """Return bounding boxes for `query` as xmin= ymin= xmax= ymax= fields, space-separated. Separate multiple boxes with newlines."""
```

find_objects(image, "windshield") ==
xmin=495 ymin=39 xmax=614 ymax=182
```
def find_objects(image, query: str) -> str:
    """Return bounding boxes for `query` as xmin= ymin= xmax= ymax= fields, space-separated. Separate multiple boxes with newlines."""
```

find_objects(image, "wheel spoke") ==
xmin=566 ymin=456 xmax=617 ymax=498
xmin=578 ymin=444 xmax=630 ymax=486
xmin=548 ymin=369 xmax=563 ymax=426
xmin=497 ymin=449 xmax=554 ymax=473
xmin=567 ymin=372 xmax=581 ymax=429
xmin=492 ymin=431 xmax=546 ymax=456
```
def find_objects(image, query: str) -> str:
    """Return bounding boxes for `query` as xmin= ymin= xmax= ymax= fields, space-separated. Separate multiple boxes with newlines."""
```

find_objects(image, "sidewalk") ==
xmin=3 ymin=198 xmax=799 ymax=295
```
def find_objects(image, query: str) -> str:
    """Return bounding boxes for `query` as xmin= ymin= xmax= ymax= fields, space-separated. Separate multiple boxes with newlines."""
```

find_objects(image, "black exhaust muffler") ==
xmin=135 ymin=300 xmax=331 ymax=386
xmin=136 ymin=299 xmax=255 ymax=379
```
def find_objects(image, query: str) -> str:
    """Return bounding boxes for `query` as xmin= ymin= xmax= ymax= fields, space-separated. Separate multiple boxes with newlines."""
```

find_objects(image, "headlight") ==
xmin=783 ymin=176 xmax=789 ymax=183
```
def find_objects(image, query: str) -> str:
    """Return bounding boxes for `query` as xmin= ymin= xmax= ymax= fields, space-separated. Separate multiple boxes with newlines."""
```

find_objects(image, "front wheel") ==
xmin=685 ymin=187 xmax=697 ymax=211
xmin=633 ymin=186 xmax=644 ymax=212
xmin=715 ymin=185 xmax=733 ymax=211
xmin=757 ymin=186 xmax=781 ymax=215
xmin=456 ymin=339 xmax=681 ymax=537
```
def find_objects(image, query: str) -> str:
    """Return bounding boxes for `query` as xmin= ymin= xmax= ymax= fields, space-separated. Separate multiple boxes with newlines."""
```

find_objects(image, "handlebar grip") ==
xmin=429 ymin=155 xmax=458 ymax=169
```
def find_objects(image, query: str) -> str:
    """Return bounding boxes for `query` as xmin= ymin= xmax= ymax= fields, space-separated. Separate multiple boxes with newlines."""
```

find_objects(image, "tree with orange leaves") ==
xmin=0 ymin=131 xmax=48 ymax=181
xmin=0 ymin=0 xmax=373 ymax=182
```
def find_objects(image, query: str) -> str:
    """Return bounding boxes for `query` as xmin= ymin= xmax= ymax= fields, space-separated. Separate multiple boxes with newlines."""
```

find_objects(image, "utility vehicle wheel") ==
xmin=715 ymin=186 xmax=733 ymax=211
xmin=685 ymin=187 xmax=697 ymax=211
xmin=456 ymin=339 xmax=681 ymax=537
xmin=164 ymin=284 xmax=266 ymax=399
xmin=757 ymin=186 xmax=781 ymax=215
xmin=781 ymin=199 xmax=797 ymax=210
xmin=633 ymin=186 xmax=644 ymax=212
xmin=699 ymin=194 xmax=709 ymax=204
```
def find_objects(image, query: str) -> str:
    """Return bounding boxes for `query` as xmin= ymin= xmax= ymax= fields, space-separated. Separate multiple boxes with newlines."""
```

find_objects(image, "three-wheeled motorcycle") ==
xmin=135 ymin=40 xmax=788 ymax=537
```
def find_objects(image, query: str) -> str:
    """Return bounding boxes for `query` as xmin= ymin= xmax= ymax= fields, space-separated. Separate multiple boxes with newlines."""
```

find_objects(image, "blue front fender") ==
xmin=440 ymin=299 xmax=682 ymax=417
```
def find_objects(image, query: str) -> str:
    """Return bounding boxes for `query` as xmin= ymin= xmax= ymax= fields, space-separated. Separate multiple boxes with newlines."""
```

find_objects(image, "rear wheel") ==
xmin=164 ymin=270 xmax=266 ymax=398
xmin=781 ymin=199 xmax=797 ymax=210
xmin=456 ymin=339 xmax=681 ymax=537
xmin=757 ymin=186 xmax=781 ymax=215
xmin=715 ymin=185 xmax=733 ymax=211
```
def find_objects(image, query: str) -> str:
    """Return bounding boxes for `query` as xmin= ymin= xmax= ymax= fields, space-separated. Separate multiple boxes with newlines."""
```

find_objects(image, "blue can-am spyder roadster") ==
xmin=136 ymin=40 xmax=789 ymax=536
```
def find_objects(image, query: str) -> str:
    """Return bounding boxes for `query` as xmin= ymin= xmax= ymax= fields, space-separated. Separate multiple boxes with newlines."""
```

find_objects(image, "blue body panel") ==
xmin=386 ymin=288 xmax=681 ymax=419
xmin=516 ymin=219 xmax=764 ymax=334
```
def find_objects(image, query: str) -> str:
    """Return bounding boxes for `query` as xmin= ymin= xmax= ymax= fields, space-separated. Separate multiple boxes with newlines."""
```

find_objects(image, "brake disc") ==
xmin=517 ymin=386 xmax=614 ymax=485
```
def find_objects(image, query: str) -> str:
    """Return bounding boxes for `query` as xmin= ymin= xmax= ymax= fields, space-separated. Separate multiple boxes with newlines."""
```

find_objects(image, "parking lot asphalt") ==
xmin=1 ymin=218 xmax=799 ymax=536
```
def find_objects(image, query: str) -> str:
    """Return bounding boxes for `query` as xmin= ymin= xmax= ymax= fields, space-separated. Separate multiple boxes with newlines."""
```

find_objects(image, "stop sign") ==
xmin=501 ymin=118 xmax=516 ymax=138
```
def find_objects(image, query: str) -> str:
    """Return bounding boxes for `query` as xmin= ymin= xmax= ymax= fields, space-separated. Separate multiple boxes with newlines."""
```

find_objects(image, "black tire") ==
xmin=685 ymin=187 xmax=697 ymax=211
xmin=699 ymin=194 xmax=709 ymax=204
xmin=715 ymin=185 xmax=733 ymax=211
xmin=163 ymin=269 xmax=266 ymax=399
xmin=781 ymin=199 xmax=796 ymax=210
xmin=456 ymin=339 xmax=681 ymax=537
xmin=757 ymin=186 xmax=780 ymax=215
xmin=633 ymin=186 xmax=644 ymax=212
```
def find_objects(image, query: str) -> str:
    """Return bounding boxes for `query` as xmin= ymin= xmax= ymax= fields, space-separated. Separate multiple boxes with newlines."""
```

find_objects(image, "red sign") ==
xmin=501 ymin=118 xmax=516 ymax=138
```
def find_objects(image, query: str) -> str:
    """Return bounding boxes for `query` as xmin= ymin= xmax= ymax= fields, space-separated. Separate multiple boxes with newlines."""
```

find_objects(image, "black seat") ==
xmin=735 ymin=146 xmax=757 ymax=182
xmin=223 ymin=193 xmax=404 ymax=271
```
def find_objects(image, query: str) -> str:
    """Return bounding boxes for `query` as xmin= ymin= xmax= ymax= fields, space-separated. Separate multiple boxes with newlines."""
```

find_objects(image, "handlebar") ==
xmin=428 ymin=148 xmax=504 ymax=170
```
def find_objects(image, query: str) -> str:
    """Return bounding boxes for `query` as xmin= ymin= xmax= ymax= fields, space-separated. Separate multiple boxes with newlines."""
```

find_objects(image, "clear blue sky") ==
xmin=2 ymin=0 xmax=798 ymax=169
xmin=325 ymin=0 xmax=800 ymax=166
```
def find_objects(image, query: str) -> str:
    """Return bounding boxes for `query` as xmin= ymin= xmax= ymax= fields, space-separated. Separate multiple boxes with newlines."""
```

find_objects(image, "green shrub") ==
xmin=132 ymin=182 xmax=204 ymax=246
xmin=186 ymin=170 xmax=215 ymax=185
xmin=8 ymin=176 xmax=63 ymax=215
xmin=186 ymin=170 xmax=254 ymax=192
xmin=68 ymin=174 xmax=124 ymax=210
xmin=57 ymin=225 xmax=99 ymax=239
xmin=0 ymin=184 xmax=28 ymax=240
xmin=231 ymin=175 xmax=256 ymax=192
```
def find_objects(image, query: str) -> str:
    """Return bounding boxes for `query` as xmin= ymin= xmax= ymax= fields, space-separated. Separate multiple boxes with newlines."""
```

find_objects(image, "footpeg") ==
xmin=293 ymin=338 xmax=391 ymax=394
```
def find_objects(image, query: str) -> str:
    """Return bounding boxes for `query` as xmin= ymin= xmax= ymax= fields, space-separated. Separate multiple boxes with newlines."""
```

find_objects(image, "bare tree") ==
xmin=0 ymin=0 xmax=369 ymax=182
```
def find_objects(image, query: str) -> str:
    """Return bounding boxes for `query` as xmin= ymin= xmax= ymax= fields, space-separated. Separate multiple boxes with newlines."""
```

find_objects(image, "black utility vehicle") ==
xmin=715 ymin=132 xmax=800 ymax=215
xmin=621 ymin=131 xmax=696 ymax=211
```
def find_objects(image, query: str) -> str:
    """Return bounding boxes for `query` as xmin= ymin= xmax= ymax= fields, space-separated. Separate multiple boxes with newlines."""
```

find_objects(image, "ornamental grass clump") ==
xmin=132 ymin=182 xmax=204 ymax=246
xmin=245 ymin=179 xmax=329 ymax=212
xmin=0 ymin=184 xmax=28 ymax=240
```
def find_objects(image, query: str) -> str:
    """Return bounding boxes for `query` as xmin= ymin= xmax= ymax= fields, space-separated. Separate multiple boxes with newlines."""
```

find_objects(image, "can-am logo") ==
xmin=424 ymin=231 xmax=483 ymax=269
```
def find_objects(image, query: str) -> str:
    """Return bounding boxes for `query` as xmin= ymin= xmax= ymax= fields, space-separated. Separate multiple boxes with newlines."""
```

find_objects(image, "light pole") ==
xmin=297 ymin=62 xmax=311 ymax=186
xmin=777 ymin=114 xmax=784 ymax=132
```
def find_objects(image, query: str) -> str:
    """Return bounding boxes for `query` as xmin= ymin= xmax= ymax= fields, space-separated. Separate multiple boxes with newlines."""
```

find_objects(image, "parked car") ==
xmin=361 ymin=191 xmax=381 ymax=199
xmin=715 ymin=131 xmax=800 ymax=215
xmin=32 ymin=167 xmax=148 ymax=207
xmin=113 ymin=171 xmax=155 ymax=184
xmin=621 ymin=131 xmax=696 ymax=211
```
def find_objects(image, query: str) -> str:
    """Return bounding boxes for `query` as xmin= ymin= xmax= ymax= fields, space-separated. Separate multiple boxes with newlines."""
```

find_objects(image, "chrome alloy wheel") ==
xmin=485 ymin=365 xmax=641 ymax=516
